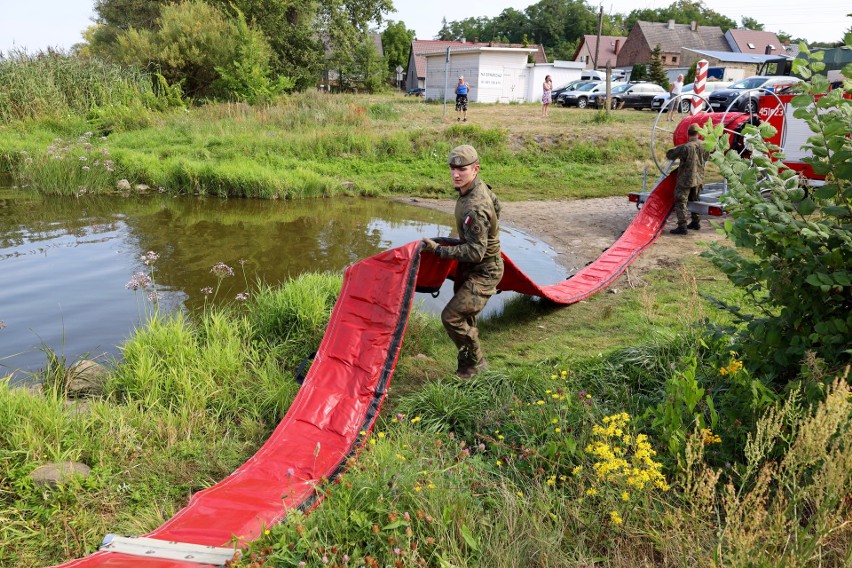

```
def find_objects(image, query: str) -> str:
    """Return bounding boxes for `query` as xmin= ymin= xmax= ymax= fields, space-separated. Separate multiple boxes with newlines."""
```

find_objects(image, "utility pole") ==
xmin=442 ymin=47 xmax=451 ymax=118
xmin=593 ymin=5 xmax=603 ymax=70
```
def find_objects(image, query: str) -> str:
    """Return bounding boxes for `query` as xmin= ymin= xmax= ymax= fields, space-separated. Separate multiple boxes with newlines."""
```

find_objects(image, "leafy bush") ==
xmin=702 ymin=49 xmax=851 ymax=378
xmin=111 ymin=0 xmax=288 ymax=102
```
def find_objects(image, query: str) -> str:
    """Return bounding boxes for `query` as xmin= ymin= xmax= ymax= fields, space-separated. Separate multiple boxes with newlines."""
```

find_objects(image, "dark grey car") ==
xmin=708 ymin=76 xmax=798 ymax=113
xmin=590 ymin=82 xmax=666 ymax=110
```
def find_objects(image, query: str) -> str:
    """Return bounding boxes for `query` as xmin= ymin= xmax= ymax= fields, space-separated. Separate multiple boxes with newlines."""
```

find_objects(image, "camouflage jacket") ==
xmin=437 ymin=176 xmax=501 ymax=265
xmin=666 ymin=139 xmax=710 ymax=189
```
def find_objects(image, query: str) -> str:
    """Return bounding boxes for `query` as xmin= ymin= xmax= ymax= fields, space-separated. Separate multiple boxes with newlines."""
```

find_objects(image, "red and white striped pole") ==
xmin=692 ymin=59 xmax=708 ymax=115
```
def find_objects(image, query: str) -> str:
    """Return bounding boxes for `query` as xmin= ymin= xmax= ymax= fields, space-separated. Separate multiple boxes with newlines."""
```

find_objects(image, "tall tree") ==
xmin=210 ymin=0 xmax=324 ymax=92
xmin=381 ymin=20 xmax=415 ymax=77
xmin=647 ymin=44 xmax=669 ymax=89
xmin=436 ymin=17 xmax=452 ymax=40
xmin=492 ymin=9 xmax=532 ymax=44
xmin=318 ymin=0 xmax=394 ymax=91
xmin=524 ymin=0 xmax=598 ymax=49
xmin=624 ymin=0 xmax=737 ymax=34
xmin=740 ymin=17 xmax=764 ymax=31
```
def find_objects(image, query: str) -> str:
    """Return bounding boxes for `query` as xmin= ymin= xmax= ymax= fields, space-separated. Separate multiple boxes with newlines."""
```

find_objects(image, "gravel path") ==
xmin=403 ymin=195 xmax=726 ymax=278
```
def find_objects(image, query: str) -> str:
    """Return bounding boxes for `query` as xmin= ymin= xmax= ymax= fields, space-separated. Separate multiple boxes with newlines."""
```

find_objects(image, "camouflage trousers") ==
xmin=674 ymin=184 xmax=701 ymax=228
xmin=441 ymin=259 xmax=504 ymax=370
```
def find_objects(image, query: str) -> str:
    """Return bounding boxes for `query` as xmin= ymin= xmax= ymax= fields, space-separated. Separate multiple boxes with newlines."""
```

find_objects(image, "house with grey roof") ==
xmin=406 ymin=39 xmax=547 ymax=90
xmin=684 ymin=49 xmax=793 ymax=81
xmin=616 ymin=20 xmax=730 ymax=70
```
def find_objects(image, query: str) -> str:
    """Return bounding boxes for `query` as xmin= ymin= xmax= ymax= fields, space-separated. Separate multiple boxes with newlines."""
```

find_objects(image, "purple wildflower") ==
xmin=210 ymin=262 xmax=234 ymax=278
xmin=125 ymin=272 xmax=152 ymax=290
xmin=141 ymin=251 xmax=160 ymax=266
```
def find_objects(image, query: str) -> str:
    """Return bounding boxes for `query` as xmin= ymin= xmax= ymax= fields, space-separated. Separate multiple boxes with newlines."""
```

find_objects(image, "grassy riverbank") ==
xmin=2 ymin=66 xmax=849 ymax=566
xmin=2 ymin=254 xmax=849 ymax=567
xmin=1 ymin=92 xmax=658 ymax=200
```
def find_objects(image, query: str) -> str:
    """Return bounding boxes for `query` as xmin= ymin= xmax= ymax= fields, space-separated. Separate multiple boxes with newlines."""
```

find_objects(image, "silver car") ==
xmin=651 ymin=81 xmax=733 ymax=113
xmin=558 ymin=81 xmax=625 ymax=108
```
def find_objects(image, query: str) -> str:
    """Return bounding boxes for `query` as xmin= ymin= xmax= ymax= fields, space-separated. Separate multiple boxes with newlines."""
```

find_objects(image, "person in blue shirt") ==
xmin=455 ymin=76 xmax=470 ymax=122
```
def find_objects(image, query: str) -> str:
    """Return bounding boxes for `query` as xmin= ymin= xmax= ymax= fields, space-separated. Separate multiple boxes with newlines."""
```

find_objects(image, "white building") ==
xmin=525 ymin=61 xmax=586 ymax=101
xmin=421 ymin=47 xmax=584 ymax=104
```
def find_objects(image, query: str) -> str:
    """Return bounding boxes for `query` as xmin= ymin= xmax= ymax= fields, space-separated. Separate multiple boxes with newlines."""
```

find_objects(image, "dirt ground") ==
xmin=404 ymin=195 xmax=727 ymax=278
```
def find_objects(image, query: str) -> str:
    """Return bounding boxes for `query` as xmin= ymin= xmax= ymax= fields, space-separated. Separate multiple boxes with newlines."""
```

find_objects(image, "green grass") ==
xmin=2 ymin=92 xmax=658 ymax=200
xmin=1 ymin=255 xmax=849 ymax=567
xmin=0 ymin=273 xmax=340 ymax=566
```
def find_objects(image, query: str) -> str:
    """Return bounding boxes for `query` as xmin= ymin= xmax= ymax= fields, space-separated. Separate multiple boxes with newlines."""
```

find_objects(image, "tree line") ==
xmin=69 ymin=0 xmax=847 ymax=103
xmin=435 ymin=0 xmax=846 ymax=61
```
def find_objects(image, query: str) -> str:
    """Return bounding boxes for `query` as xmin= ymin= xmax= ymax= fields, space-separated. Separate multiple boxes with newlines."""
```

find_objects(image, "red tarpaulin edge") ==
xmin=51 ymin=172 xmax=676 ymax=568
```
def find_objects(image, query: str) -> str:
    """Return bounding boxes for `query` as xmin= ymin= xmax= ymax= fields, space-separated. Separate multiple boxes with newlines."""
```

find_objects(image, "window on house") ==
xmin=747 ymin=42 xmax=756 ymax=49
xmin=672 ymin=56 xmax=677 ymax=63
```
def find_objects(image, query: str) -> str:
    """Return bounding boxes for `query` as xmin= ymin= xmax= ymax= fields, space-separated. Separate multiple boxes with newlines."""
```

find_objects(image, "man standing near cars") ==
xmin=666 ymin=123 xmax=709 ymax=234
xmin=455 ymin=76 xmax=470 ymax=122
xmin=421 ymin=145 xmax=503 ymax=378
xmin=667 ymin=74 xmax=684 ymax=122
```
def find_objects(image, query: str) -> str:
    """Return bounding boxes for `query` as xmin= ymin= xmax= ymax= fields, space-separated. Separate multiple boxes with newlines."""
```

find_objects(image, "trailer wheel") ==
xmin=650 ymin=92 xmax=712 ymax=175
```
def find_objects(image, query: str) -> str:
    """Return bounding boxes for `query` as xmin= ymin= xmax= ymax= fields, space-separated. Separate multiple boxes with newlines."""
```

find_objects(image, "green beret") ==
xmin=448 ymin=145 xmax=479 ymax=167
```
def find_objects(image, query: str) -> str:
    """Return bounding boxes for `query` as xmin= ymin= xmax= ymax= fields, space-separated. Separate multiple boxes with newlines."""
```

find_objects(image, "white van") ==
xmin=581 ymin=70 xmax=626 ymax=81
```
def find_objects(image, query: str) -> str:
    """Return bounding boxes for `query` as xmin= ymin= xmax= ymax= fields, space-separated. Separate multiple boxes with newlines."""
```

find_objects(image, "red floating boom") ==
xmin=52 ymin=172 xmax=677 ymax=568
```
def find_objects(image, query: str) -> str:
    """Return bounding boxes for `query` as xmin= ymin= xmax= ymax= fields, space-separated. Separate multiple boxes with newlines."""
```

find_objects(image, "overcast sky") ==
xmin=1 ymin=0 xmax=849 ymax=55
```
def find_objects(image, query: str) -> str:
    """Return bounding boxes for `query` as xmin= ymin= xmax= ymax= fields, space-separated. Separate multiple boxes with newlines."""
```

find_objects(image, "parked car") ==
xmin=558 ymin=81 xmax=623 ymax=108
xmin=406 ymin=87 xmax=425 ymax=97
xmin=590 ymin=82 xmax=667 ymax=110
xmin=550 ymin=80 xmax=595 ymax=102
xmin=651 ymin=80 xmax=733 ymax=113
xmin=708 ymin=76 xmax=798 ymax=113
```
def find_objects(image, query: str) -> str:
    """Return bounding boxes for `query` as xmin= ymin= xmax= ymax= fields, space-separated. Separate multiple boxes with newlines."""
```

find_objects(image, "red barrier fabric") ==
xmin=52 ymin=173 xmax=676 ymax=568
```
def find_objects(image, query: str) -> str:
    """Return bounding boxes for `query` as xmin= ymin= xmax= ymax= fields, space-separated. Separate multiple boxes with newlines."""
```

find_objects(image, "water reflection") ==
xmin=0 ymin=190 xmax=567 ymax=377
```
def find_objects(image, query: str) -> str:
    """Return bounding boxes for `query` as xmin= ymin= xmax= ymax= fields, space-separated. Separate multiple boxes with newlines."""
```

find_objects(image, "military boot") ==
xmin=686 ymin=220 xmax=701 ymax=230
xmin=670 ymin=226 xmax=688 ymax=235
xmin=456 ymin=358 xmax=487 ymax=379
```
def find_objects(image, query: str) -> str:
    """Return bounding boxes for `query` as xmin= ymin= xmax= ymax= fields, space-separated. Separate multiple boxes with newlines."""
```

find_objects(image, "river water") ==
xmin=0 ymin=189 xmax=568 ymax=379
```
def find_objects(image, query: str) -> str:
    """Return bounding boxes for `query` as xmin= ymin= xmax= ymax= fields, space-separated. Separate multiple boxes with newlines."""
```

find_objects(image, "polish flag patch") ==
xmin=464 ymin=215 xmax=471 ymax=225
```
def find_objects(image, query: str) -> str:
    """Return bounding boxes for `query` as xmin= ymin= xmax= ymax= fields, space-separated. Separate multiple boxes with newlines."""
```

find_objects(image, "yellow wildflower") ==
xmin=610 ymin=511 xmax=623 ymax=524
xmin=700 ymin=428 xmax=721 ymax=445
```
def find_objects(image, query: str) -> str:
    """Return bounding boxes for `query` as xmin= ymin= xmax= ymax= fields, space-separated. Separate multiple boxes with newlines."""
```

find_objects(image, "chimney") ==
xmin=460 ymin=37 xmax=466 ymax=43
xmin=614 ymin=39 xmax=620 ymax=54
xmin=765 ymin=44 xmax=775 ymax=54
xmin=667 ymin=20 xmax=675 ymax=30
xmin=690 ymin=21 xmax=698 ymax=32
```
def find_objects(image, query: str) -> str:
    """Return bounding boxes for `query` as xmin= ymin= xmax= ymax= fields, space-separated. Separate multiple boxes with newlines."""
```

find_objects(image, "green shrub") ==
xmin=702 ymin=49 xmax=851 ymax=378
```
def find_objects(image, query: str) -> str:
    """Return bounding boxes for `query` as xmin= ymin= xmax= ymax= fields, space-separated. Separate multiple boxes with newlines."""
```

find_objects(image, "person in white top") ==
xmin=668 ymin=74 xmax=684 ymax=122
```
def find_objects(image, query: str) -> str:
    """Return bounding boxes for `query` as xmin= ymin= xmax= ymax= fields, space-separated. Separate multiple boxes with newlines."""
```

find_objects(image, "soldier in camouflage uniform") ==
xmin=422 ymin=145 xmax=503 ymax=378
xmin=666 ymin=123 xmax=710 ymax=235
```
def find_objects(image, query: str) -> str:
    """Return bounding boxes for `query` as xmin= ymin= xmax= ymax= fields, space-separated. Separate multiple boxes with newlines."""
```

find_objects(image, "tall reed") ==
xmin=0 ymin=48 xmax=164 ymax=124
